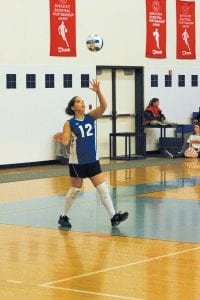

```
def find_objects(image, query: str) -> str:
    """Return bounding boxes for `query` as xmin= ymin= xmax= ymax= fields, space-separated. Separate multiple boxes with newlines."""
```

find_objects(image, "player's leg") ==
xmin=63 ymin=177 xmax=82 ymax=215
xmin=89 ymin=163 xmax=128 ymax=226
xmin=58 ymin=164 xmax=83 ymax=227
xmin=90 ymin=172 xmax=116 ymax=218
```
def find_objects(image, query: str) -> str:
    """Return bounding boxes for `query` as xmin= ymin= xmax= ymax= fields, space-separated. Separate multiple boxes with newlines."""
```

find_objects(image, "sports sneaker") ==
xmin=163 ymin=150 xmax=174 ymax=159
xmin=111 ymin=212 xmax=128 ymax=226
xmin=58 ymin=215 xmax=72 ymax=227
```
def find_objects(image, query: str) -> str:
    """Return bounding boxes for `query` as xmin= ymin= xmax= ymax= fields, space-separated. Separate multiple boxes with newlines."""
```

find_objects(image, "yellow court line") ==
xmin=7 ymin=280 xmax=22 ymax=284
xmin=40 ymin=285 xmax=141 ymax=300
xmin=40 ymin=245 xmax=200 ymax=287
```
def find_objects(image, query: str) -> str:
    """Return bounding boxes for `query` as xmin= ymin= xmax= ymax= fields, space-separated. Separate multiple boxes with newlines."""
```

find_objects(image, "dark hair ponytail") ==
xmin=149 ymin=97 xmax=159 ymax=106
xmin=65 ymin=96 xmax=78 ymax=116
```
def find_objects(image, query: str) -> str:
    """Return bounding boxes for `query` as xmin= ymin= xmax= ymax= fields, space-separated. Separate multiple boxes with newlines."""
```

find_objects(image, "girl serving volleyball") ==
xmin=54 ymin=79 xmax=128 ymax=228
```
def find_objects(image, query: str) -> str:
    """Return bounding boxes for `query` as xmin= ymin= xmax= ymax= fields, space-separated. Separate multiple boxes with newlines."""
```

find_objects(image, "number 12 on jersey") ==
xmin=78 ymin=124 xmax=93 ymax=138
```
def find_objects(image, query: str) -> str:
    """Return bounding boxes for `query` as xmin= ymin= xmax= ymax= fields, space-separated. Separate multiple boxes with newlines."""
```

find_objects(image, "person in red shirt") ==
xmin=143 ymin=98 xmax=177 ymax=126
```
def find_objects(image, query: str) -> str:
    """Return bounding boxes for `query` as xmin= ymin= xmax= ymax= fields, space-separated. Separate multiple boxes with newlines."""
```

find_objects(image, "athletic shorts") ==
xmin=69 ymin=160 xmax=102 ymax=178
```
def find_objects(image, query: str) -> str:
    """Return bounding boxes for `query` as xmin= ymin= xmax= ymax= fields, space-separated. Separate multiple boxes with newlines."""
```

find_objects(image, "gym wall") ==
xmin=1 ymin=0 xmax=200 ymax=162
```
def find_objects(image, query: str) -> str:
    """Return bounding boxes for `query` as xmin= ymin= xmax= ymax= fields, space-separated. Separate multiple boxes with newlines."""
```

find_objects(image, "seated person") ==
xmin=185 ymin=122 xmax=200 ymax=157
xmin=163 ymin=133 xmax=190 ymax=158
xmin=143 ymin=97 xmax=177 ymax=126
xmin=193 ymin=110 xmax=200 ymax=123
xmin=164 ymin=123 xmax=200 ymax=158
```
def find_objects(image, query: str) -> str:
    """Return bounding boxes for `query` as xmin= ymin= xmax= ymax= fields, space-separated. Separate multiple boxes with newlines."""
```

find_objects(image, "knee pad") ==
xmin=67 ymin=187 xmax=81 ymax=199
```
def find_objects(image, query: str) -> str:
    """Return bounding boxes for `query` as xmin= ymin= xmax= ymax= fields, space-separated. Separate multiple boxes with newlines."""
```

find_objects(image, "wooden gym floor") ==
xmin=0 ymin=158 xmax=200 ymax=300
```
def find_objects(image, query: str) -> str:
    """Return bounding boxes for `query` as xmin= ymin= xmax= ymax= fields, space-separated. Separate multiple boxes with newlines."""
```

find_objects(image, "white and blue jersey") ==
xmin=69 ymin=114 xmax=98 ymax=164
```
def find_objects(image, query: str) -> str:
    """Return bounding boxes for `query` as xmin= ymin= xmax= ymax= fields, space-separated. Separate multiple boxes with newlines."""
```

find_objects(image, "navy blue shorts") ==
xmin=69 ymin=161 xmax=102 ymax=178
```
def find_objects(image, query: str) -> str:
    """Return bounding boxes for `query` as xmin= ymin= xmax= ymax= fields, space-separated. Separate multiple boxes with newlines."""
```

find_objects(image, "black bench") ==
xmin=144 ymin=124 xmax=185 ymax=153
xmin=109 ymin=132 xmax=146 ymax=160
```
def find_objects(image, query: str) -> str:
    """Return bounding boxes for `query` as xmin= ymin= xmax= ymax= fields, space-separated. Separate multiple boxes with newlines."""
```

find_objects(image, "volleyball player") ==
xmin=54 ymin=79 xmax=128 ymax=228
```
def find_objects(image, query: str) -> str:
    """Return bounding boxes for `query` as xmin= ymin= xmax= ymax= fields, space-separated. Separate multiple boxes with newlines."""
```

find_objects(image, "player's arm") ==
xmin=89 ymin=79 xmax=107 ymax=120
xmin=53 ymin=121 xmax=71 ymax=146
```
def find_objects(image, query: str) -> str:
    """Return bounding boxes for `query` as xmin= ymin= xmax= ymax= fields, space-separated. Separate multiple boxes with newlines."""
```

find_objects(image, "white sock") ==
xmin=96 ymin=182 xmax=116 ymax=218
xmin=63 ymin=187 xmax=81 ymax=216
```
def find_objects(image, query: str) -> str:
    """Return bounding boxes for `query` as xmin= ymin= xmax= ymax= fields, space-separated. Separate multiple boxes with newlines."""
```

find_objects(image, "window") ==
xmin=150 ymin=74 xmax=158 ymax=87
xmin=191 ymin=75 xmax=198 ymax=87
xmin=81 ymin=74 xmax=89 ymax=88
xmin=26 ymin=74 xmax=36 ymax=89
xmin=165 ymin=75 xmax=172 ymax=87
xmin=45 ymin=74 xmax=54 ymax=88
xmin=178 ymin=75 xmax=185 ymax=87
xmin=6 ymin=74 xmax=16 ymax=89
xmin=63 ymin=74 xmax=72 ymax=88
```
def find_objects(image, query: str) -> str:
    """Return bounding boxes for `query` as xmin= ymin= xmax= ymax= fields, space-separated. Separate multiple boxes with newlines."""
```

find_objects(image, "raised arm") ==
xmin=89 ymin=79 xmax=107 ymax=120
xmin=53 ymin=121 xmax=71 ymax=146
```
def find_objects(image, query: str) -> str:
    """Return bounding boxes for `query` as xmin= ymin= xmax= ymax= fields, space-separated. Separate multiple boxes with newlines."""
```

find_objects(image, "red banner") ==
xmin=176 ymin=0 xmax=196 ymax=59
xmin=49 ymin=0 xmax=76 ymax=57
xmin=146 ymin=0 xmax=166 ymax=58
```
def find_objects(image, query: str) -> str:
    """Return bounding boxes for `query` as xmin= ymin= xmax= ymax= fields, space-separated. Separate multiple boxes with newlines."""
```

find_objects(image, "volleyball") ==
xmin=86 ymin=34 xmax=103 ymax=52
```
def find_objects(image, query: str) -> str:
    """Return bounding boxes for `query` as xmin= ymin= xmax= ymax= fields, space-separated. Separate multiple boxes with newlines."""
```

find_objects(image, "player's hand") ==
xmin=89 ymin=79 xmax=100 ymax=93
xmin=53 ymin=132 xmax=63 ymax=143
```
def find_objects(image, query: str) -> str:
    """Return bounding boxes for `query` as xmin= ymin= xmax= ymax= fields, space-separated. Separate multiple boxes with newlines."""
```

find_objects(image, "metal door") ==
xmin=96 ymin=67 xmax=136 ymax=158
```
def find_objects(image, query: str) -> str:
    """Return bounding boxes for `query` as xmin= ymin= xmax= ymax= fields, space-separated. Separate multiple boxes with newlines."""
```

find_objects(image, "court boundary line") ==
xmin=40 ymin=245 xmax=200 ymax=287
xmin=7 ymin=280 xmax=22 ymax=284
xmin=40 ymin=285 xmax=141 ymax=300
